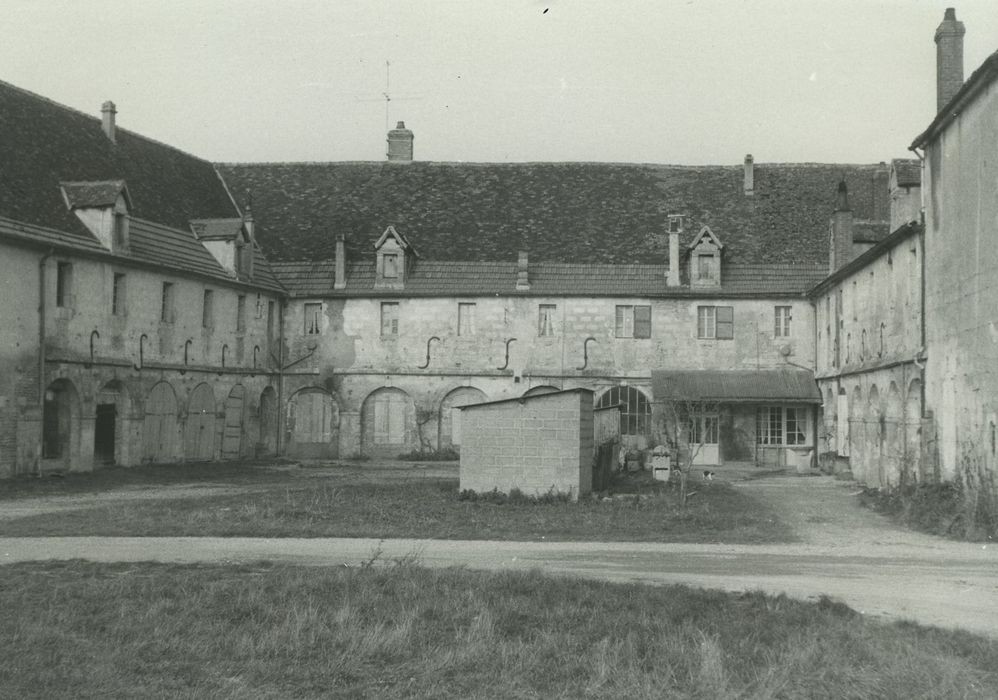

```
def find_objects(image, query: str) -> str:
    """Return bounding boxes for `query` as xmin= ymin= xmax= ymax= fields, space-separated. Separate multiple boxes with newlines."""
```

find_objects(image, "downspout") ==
xmin=37 ymin=249 xmax=54 ymax=470
xmin=910 ymin=145 xmax=928 ymax=417
xmin=276 ymin=298 xmax=286 ymax=455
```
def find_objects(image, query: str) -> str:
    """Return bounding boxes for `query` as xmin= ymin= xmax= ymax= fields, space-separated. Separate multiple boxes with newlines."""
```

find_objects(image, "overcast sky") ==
xmin=3 ymin=1 xmax=996 ymax=165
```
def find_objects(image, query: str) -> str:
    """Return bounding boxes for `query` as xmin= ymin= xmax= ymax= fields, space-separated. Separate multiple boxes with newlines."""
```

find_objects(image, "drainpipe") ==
xmin=910 ymin=145 xmax=928 ymax=417
xmin=276 ymin=298 xmax=286 ymax=455
xmin=37 ymin=249 xmax=54 ymax=470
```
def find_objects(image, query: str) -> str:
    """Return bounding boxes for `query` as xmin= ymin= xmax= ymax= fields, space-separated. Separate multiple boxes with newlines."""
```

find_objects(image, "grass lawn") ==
xmin=0 ymin=465 xmax=792 ymax=543
xmin=1 ymin=560 xmax=995 ymax=699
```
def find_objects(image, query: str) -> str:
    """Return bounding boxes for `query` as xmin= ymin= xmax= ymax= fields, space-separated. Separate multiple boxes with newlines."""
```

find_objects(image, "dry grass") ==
xmin=0 ymin=469 xmax=791 ymax=543
xmin=0 ymin=560 xmax=995 ymax=699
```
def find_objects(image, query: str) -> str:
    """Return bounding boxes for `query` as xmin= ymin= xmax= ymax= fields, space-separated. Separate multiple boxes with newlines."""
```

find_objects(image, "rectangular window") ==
xmin=112 ymin=273 xmax=126 ymax=316
xmin=458 ymin=303 xmax=476 ymax=336
xmin=383 ymin=253 xmax=399 ymax=278
xmin=697 ymin=255 xmax=716 ymax=281
xmin=236 ymin=295 xmax=246 ymax=332
xmin=689 ymin=410 xmax=719 ymax=445
xmin=202 ymin=289 xmax=214 ymax=328
xmin=775 ymin=306 xmax=792 ymax=337
xmin=615 ymin=305 xmax=651 ymax=338
xmin=160 ymin=282 xmax=174 ymax=323
xmin=538 ymin=304 xmax=557 ymax=336
xmin=113 ymin=212 xmax=127 ymax=248
xmin=697 ymin=306 xmax=716 ymax=339
xmin=304 ymin=302 xmax=322 ymax=335
xmin=55 ymin=262 xmax=73 ymax=308
xmin=267 ymin=301 xmax=275 ymax=342
xmin=756 ymin=407 xmax=809 ymax=445
xmin=381 ymin=302 xmax=399 ymax=336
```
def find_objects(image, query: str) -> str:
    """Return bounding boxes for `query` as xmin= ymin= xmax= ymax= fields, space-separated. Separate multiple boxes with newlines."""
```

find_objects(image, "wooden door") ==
xmin=143 ymin=382 xmax=178 ymax=463
xmin=221 ymin=385 xmax=245 ymax=459
xmin=184 ymin=383 xmax=216 ymax=461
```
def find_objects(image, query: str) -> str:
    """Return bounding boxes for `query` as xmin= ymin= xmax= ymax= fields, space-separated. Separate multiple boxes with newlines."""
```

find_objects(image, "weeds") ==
xmin=457 ymin=486 xmax=573 ymax=505
xmin=397 ymin=448 xmax=459 ymax=462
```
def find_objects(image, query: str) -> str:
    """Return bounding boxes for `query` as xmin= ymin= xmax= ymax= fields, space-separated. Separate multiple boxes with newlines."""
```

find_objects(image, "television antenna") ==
xmin=356 ymin=60 xmax=424 ymax=130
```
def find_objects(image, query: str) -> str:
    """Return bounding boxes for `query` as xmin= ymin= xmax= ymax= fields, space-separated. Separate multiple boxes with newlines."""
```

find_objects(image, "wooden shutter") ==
xmin=373 ymin=394 xmax=390 ymax=443
xmin=716 ymin=306 xmax=734 ymax=339
xmin=634 ymin=305 xmax=651 ymax=338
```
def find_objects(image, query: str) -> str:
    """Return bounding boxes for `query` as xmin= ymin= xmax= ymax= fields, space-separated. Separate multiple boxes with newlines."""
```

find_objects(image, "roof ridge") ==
xmin=0 ymin=78 xmax=219 ymax=168
xmin=217 ymin=159 xmax=893 ymax=169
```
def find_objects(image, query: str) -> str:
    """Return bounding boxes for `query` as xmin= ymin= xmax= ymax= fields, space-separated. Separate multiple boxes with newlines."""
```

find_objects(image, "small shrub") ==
xmin=457 ymin=486 xmax=572 ymax=505
xmin=346 ymin=453 xmax=370 ymax=462
xmin=860 ymin=480 xmax=996 ymax=541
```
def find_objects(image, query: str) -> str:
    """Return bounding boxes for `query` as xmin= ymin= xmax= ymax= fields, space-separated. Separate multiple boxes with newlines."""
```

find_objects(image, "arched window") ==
xmin=596 ymin=386 xmax=651 ymax=436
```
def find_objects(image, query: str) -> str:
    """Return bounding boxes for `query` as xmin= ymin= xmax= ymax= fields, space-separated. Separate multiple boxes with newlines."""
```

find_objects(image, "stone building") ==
xmin=217 ymin=158 xmax=891 ymax=466
xmin=0 ymin=81 xmax=285 ymax=477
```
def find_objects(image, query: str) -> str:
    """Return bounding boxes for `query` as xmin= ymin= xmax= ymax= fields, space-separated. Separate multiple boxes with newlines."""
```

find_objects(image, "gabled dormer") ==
xmin=60 ymin=180 xmax=132 ymax=252
xmin=374 ymin=225 xmax=417 ymax=288
xmin=688 ymin=225 xmax=723 ymax=287
xmin=191 ymin=217 xmax=254 ymax=280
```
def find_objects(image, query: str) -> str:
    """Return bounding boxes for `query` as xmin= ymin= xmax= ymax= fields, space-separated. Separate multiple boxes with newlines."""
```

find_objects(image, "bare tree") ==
xmin=657 ymin=396 xmax=717 ymax=507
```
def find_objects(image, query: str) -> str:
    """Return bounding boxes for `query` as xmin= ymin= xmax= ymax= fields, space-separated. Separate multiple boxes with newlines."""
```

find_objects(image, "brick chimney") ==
xmin=387 ymin=120 xmax=414 ymax=162
xmin=830 ymin=181 xmax=854 ymax=272
xmin=743 ymin=154 xmax=754 ymax=196
xmin=101 ymin=101 xmax=117 ymax=143
xmin=935 ymin=8 xmax=965 ymax=113
xmin=873 ymin=163 xmax=889 ymax=223
xmin=667 ymin=233 xmax=681 ymax=286
xmin=334 ymin=233 xmax=346 ymax=290
xmin=516 ymin=251 xmax=529 ymax=291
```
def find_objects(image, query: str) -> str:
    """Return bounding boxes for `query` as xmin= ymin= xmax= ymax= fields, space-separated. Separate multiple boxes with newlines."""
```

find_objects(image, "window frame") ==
xmin=381 ymin=301 xmax=400 ymax=337
xmin=538 ymin=304 xmax=557 ymax=337
xmin=303 ymin=302 xmax=322 ymax=335
xmin=383 ymin=253 xmax=400 ymax=279
xmin=55 ymin=262 xmax=73 ymax=308
xmin=160 ymin=281 xmax=174 ymax=324
xmin=457 ymin=302 xmax=476 ymax=336
xmin=111 ymin=272 xmax=126 ymax=316
xmin=596 ymin=385 xmax=652 ymax=436
xmin=236 ymin=295 xmax=247 ymax=333
xmin=615 ymin=305 xmax=651 ymax=339
xmin=697 ymin=305 xmax=733 ymax=340
xmin=202 ymin=289 xmax=214 ymax=329
xmin=774 ymin=305 xmax=792 ymax=337
xmin=756 ymin=406 xmax=809 ymax=446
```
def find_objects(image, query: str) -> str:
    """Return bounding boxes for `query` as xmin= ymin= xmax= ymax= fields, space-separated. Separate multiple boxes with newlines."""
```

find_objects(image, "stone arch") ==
xmin=884 ymin=382 xmax=903 ymax=488
xmin=286 ymin=386 xmax=339 ymax=459
xmin=184 ymin=382 xmax=216 ymax=462
xmin=143 ymin=381 xmax=179 ymax=464
xmin=596 ymin=385 xmax=653 ymax=440
xmin=824 ymin=387 xmax=836 ymax=454
xmin=42 ymin=378 xmax=81 ymax=471
xmin=849 ymin=386 xmax=864 ymax=481
xmin=439 ymin=386 xmax=488 ymax=451
xmin=258 ymin=386 xmax=278 ymax=456
xmin=361 ymin=387 xmax=417 ymax=457
xmin=905 ymin=378 xmax=922 ymax=481
xmin=94 ymin=379 xmax=130 ymax=467
xmin=522 ymin=385 xmax=559 ymax=397
xmin=867 ymin=384 xmax=883 ymax=488
xmin=221 ymin=384 xmax=246 ymax=459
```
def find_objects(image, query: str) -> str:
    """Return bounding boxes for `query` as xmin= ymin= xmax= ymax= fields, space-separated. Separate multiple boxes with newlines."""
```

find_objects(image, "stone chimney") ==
xmin=830 ymin=181 xmax=854 ymax=272
xmin=743 ymin=154 xmax=754 ymax=196
xmin=873 ymin=163 xmax=889 ymax=223
xmin=387 ymin=120 xmax=414 ymax=162
xmin=242 ymin=199 xmax=255 ymax=242
xmin=667 ymin=233 xmax=681 ymax=286
xmin=935 ymin=8 xmax=965 ymax=113
xmin=334 ymin=233 xmax=346 ymax=290
xmin=101 ymin=101 xmax=117 ymax=143
xmin=516 ymin=251 xmax=530 ymax=291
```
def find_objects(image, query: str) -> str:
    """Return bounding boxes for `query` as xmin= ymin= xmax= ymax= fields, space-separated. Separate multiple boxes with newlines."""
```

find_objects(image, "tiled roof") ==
xmin=190 ymin=217 xmax=242 ymax=241
xmin=0 ymin=79 xmax=239 ymax=237
xmin=808 ymin=221 xmax=922 ymax=298
xmin=0 ymin=214 xmax=284 ymax=293
xmin=892 ymin=159 xmax=921 ymax=188
xmin=217 ymin=161 xmax=892 ymax=266
xmin=272 ymin=259 xmax=827 ymax=298
xmin=60 ymin=180 xmax=128 ymax=209
xmin=912 ymin=50 xmax=998 ymax=149
xmin=651 ymin=369 xmax=822 ymax=404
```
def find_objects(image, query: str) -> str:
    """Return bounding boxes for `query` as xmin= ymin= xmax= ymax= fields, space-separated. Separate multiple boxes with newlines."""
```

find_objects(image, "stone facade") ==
xmin=459 ymin=389 xmax=594 ymax=499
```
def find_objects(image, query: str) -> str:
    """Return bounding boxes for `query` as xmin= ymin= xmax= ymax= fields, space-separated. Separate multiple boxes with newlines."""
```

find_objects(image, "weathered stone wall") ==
xmin=459 ymin=389 xmax=593 ymax=499
xmin=923 ymin=78 xmax=998 ymax=486
xmin=0 ymin=240 xmax=282 ymax=477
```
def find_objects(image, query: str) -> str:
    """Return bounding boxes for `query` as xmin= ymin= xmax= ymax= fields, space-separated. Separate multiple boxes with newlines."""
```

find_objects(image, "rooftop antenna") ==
xmin=384 ymin=60 xmax=391 ymax=132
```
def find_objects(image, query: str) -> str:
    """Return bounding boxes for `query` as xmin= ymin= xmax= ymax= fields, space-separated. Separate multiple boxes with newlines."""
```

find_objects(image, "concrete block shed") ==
xmin=458 ymin=388 xmax=594 ymax=500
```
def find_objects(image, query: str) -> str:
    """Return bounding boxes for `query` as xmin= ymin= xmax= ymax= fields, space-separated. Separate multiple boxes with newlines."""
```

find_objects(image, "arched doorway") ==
xmin=94 ymin=380 xmax=126 ymax=466
xmin=439 ymin=387 xmax=487 ymax=451
xmin=849 ymin=386 xmax=863 ymax=481
xmin=42 ymin=378 xmax=80 ymax=471
xmin=884 ymin=383 xmax=903 ymax=488
xmin=286 ymin=387 xmax=339 ymax=459
xmin=259 ymin=386 xmax=278 ymax=456
xmin=184 ymin=383 xmax=216 ymax=462
xmin=143 ymin=381 xmax=178 ymax=463
xmin=596 ymin=385 xmax=653 ymax=450
xmin=221 ymin=384 xmax=246 ymax=459
xmin=361 ymin=387 xmax=416 ymax=457
xmin=867 ymin=385 xmax=882 ymax=488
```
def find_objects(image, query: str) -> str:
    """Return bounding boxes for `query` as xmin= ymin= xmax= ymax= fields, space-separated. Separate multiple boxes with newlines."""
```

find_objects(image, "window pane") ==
xmin=538 ymin=304 xmax=556 ymax=336
xmin=458 ymin=303 xmax=475 ymax=336
xmin=381 ymin=303 xmax=399 ymax=336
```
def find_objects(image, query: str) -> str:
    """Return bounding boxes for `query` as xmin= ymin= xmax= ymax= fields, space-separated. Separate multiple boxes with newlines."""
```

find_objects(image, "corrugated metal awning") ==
xmin=651 ymin=369 xmax=821 ymax=404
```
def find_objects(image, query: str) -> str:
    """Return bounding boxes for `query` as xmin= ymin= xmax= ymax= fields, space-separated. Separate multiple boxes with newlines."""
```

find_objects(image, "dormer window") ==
xmin=60 ymin=180 xmax=131 ymax=252
xmin=374 ymin=225 xmax=417 ymax=289
xmin=688 ymin=225 xmax=724 ymax=287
